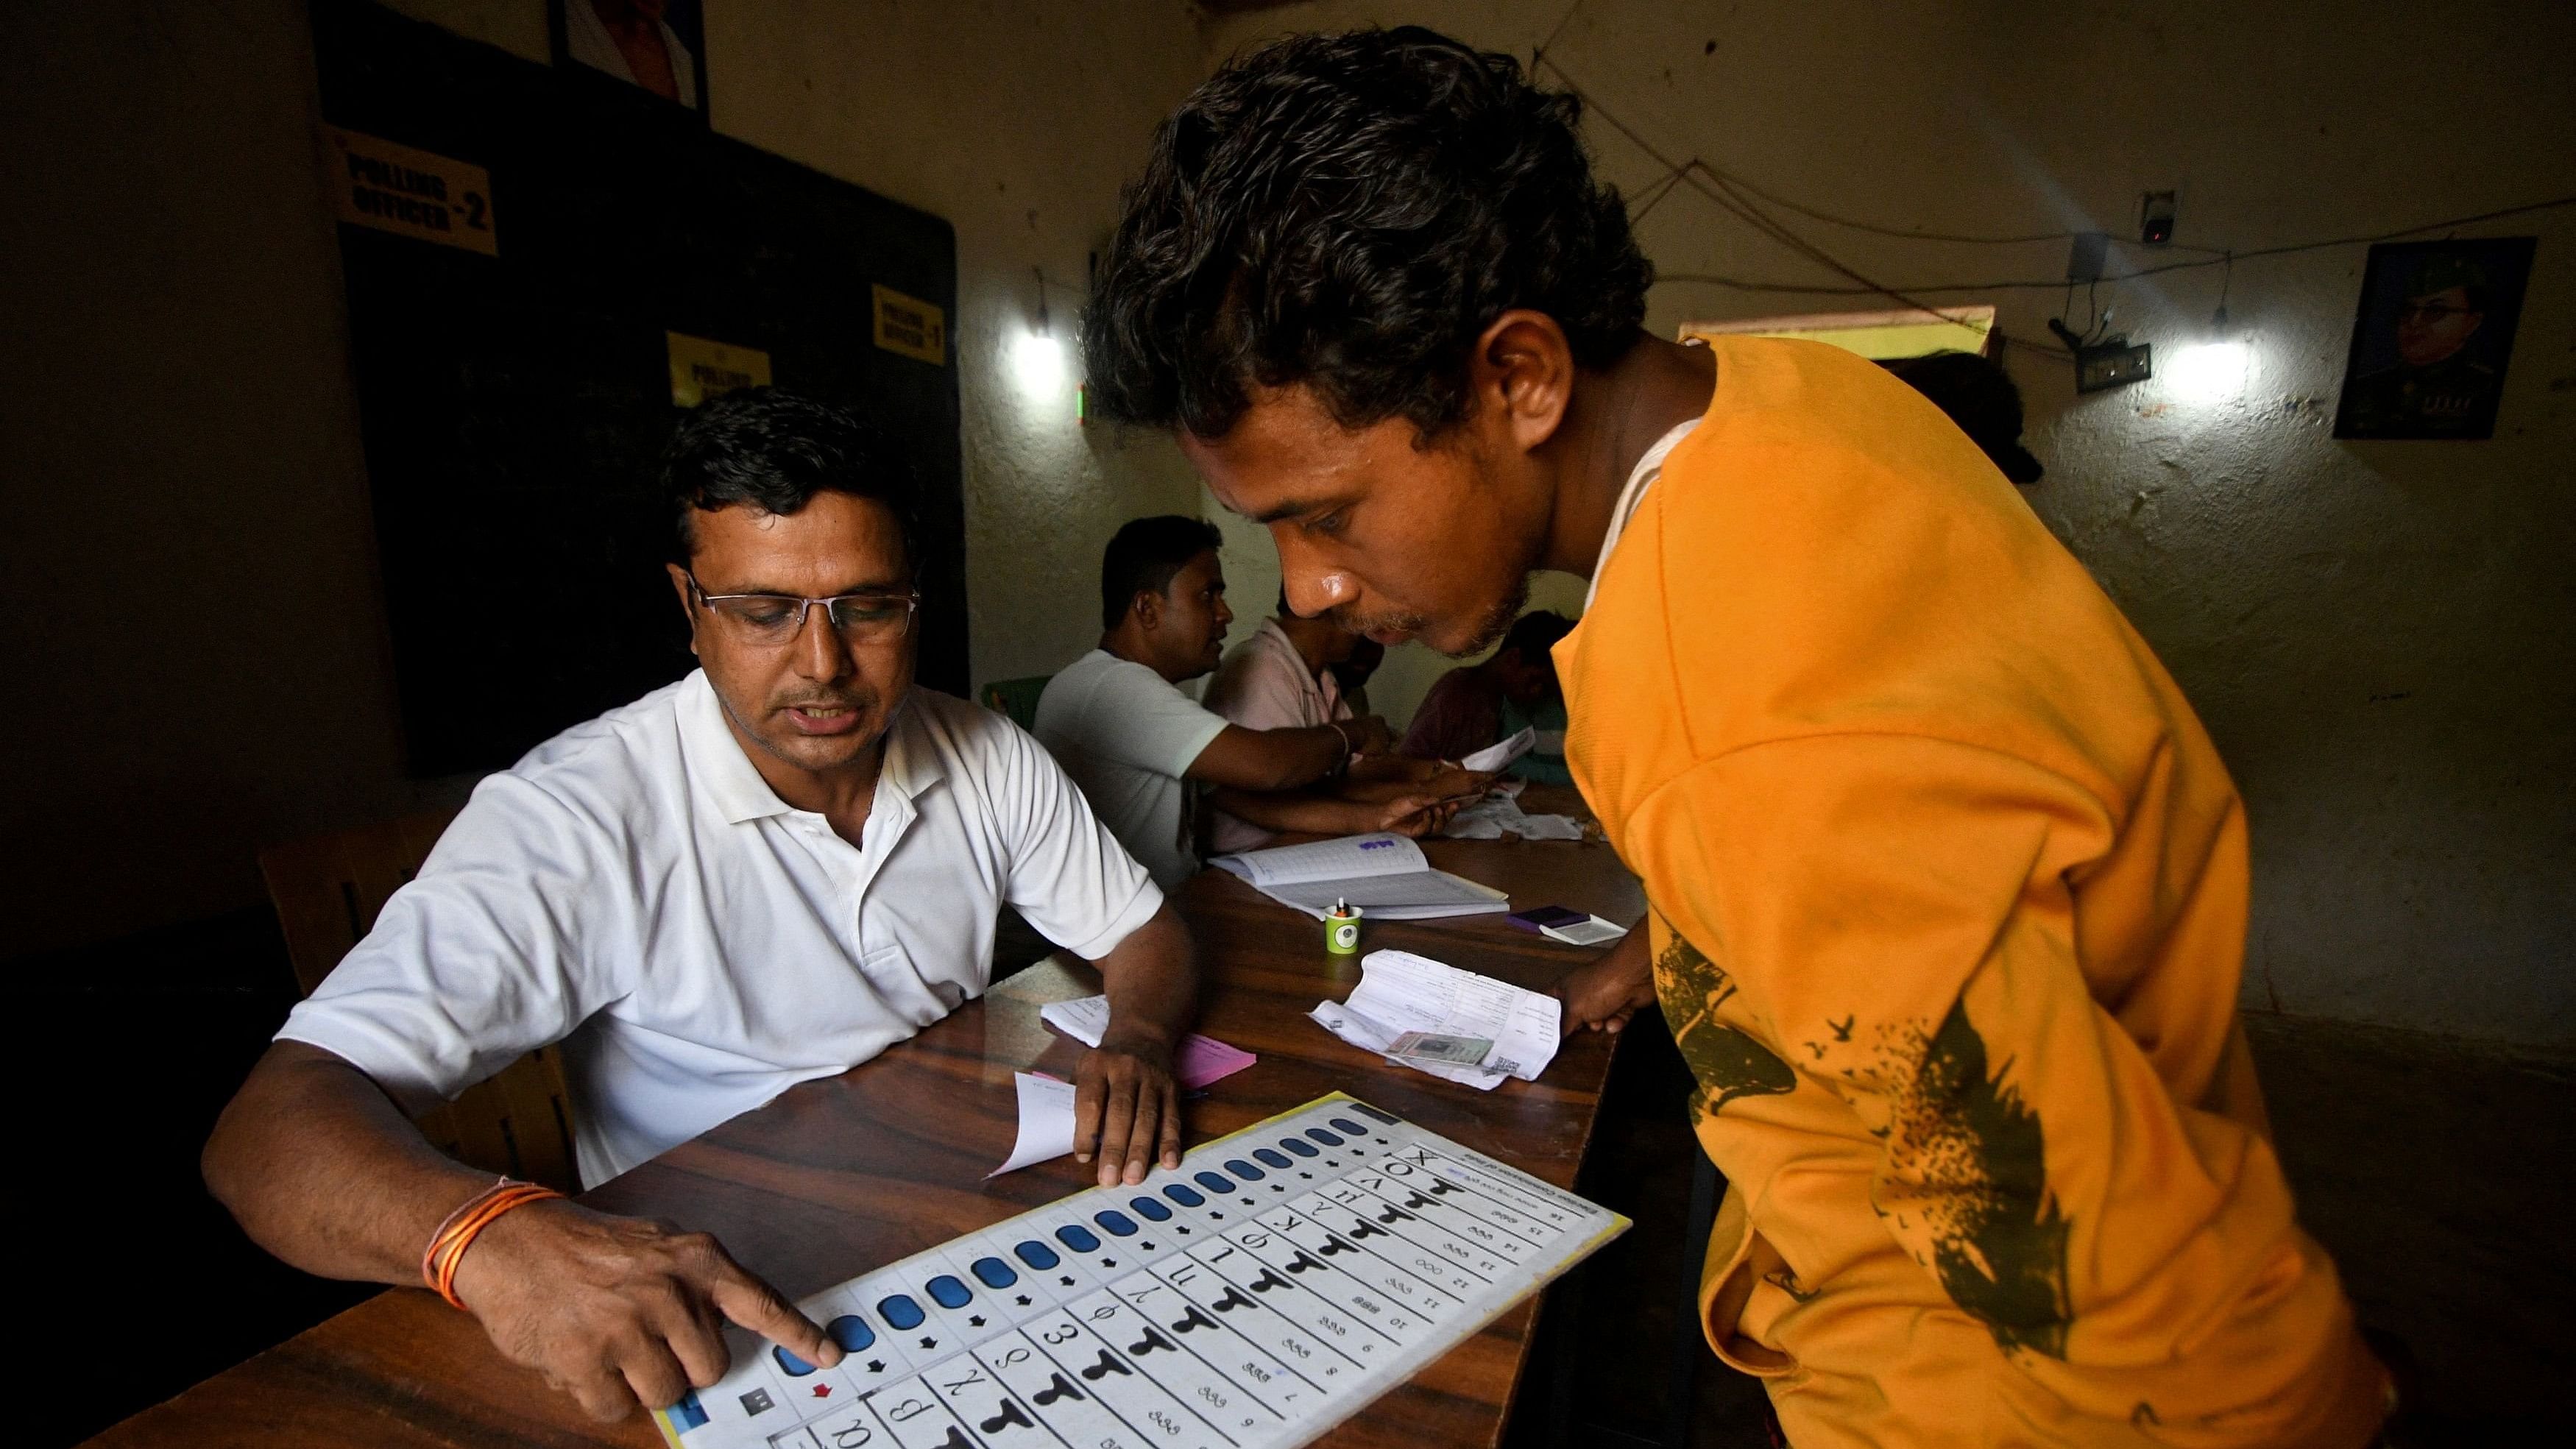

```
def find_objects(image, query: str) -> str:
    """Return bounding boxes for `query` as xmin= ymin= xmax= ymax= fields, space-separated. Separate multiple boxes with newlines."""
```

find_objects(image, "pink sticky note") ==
xmin=1175 ymin=1033 xmax=1257 ymax=1088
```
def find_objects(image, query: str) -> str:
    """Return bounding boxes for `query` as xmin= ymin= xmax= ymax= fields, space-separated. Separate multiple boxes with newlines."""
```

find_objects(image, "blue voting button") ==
xmin=825 ymin=1314 xmax=875 ymax=1352
xmin=1013 ymin=1239 xmax=1061 ymax=1270
xmin=1329 ymin=1117 xmax=1370 ymax=1136
xmin=876 ymin=1294 xmax=927 ymax=1331
xmin=972 ymin=1256 xmax=1019 ymax=1289
xmin=1129 ymin=1195 xmax=1173 ymax=1222
xmin=1055 ymin=1223 xmax=1103 ymax=1253
xmin=1093 ymin=1209 xmax=1139 ymax=1237
xmin=1306 ymin=1127 xmax=1344 ymax=1147
xmin=1253 ymin=1148 xmax=1293 ymax=1169
xmin=1162 ymin=1183 xmax=1206 ymax=1208
xmin=927 ymin=1275 xmax=972 ymax=1309
xmin=772 ymin=1345 xmax=817 ymax=1376
xmin=1193 ymin=1171 xmax=1236 ymax=1194
xmin=1279 ymin=1137 xmax=1318 ymax=1157
xmin=1223 ymin=1158 xmax=1264 ymax=1180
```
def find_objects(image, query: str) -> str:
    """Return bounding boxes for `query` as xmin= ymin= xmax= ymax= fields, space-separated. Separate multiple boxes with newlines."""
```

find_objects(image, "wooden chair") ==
xmin=260 ymin=809 xmax=582 ymax=1193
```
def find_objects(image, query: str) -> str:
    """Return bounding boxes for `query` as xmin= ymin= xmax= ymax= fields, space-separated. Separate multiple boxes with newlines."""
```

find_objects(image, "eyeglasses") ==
xmin=687 ymin=575 xmax=920 ymax=648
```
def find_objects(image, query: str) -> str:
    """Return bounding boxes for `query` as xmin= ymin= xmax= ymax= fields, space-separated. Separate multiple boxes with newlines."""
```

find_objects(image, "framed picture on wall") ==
xmin=551 ymin=0 xmax=708 ymax=115
xmin=2332 ymin=237 xmax=2535 ymax=441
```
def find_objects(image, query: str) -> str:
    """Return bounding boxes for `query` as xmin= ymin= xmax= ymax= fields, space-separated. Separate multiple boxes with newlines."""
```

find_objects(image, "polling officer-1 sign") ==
xmin=319 ymin=125 xmax=498 ymax=257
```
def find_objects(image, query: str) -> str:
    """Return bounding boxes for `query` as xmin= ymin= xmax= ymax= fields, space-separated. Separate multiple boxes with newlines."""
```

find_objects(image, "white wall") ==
xmin=1198 ymin=0 xmax=2576 ymax=1046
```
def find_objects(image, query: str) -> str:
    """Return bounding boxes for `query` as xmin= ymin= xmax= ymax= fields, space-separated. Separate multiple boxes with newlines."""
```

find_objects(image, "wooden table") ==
xmin=93 ymin=800 xmax=1641 ymax=1449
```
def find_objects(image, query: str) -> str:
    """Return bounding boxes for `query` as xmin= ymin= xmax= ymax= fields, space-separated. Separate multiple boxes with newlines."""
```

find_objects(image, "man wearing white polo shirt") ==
xmin=203 ymin=391 xmax=1195 ymax=1426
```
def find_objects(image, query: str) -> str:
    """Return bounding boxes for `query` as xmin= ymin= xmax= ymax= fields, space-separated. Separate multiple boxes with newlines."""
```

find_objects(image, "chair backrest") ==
xmin=259 ymin=811 xmax=582 ymax=1192
xmin=979 ymin=674 xmax=1052 ymax=731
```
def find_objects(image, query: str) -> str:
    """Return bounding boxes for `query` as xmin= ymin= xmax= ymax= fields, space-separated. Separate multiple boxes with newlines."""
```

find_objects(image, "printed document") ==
xmin=1309 ymin=949 xmax=1562 ymax=1090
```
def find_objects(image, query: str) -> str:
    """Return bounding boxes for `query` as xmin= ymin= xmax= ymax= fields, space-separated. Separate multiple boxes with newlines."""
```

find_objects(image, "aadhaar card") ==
xmin=1386 ymin=1031 xmax=1495 ymax=1067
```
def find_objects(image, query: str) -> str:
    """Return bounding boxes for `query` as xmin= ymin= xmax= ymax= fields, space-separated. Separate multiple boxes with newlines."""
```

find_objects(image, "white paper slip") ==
xmin=1311 ymin=949 xmax=1561 ymax=1090
xmin=1035 ymin=993 xmax=1261 ymax=1088
xmin=988 ymin=1071 xmax=1078 ymax=1177
xmin=1442 ymin=789 xmax=1584 ymax=841
xmin=1036 ymin=993 xmax=1114 ymax=1045
xmin=1459 ymin=724 xmax=1538 ymax=773
xmin=1542 ymin=915 xmax=1629 ymax=946
xmin=1212 ymin=832 xmax=1510 ymax=920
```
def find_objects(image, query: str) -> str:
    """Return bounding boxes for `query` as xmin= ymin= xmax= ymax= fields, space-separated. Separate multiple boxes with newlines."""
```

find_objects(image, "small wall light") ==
xmin=1012 ymin=329 xmax=1066 ymax=397
xmin=1012 ymin=266 xmax=1067 ymax=398
xmin=2163 ymin=339 xmax=2249 ymax=403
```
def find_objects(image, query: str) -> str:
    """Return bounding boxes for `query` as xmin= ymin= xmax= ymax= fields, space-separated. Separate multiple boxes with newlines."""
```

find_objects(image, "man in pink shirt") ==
xmin=1401 ymin=612 xmax=1575 ymax=785
xmin=1203 ymin=592 xmax=1487 ymax=851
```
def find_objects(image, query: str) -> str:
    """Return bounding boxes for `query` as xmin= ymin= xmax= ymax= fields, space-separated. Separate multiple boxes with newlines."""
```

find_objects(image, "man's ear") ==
xmin=1471 ymin=310 xmax=1576 ymax=455
xmin=666 ymin=563 xmax=701 ymax=656
xmin=1131 ymin=587 xmax=1162 ymax=632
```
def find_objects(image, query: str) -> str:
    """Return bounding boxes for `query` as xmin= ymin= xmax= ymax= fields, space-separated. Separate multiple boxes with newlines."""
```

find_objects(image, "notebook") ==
xmin=1210 ymin=832 xmax=1511 ymax=920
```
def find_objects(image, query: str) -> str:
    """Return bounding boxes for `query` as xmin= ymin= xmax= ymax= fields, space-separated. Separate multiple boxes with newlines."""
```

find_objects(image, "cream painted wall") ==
xmin=1197 ymin=1 xmax=2576 ymax=1045
xmin=0 ymin=0 xmax=1204 ymax=957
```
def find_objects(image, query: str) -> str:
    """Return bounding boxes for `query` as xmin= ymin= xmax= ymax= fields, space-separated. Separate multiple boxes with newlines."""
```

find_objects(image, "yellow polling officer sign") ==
xmin=319 ymin=125 xmax=498 ymax=256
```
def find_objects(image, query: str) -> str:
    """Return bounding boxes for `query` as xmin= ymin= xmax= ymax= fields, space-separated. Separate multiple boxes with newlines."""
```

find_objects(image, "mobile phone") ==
xmin=1506 ymin=904 xmax=1589 ymax=933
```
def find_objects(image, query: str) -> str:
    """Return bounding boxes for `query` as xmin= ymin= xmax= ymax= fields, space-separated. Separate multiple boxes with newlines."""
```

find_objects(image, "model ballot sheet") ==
xmin=654 ymin=1093 xmax=1629 ymax=1449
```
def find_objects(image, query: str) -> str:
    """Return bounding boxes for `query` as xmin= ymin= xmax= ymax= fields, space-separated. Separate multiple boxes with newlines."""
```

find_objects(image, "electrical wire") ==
xmin=1696 ymin=158 xmax=2229 ymax=255
xmin=1534 ymin=55 xmax=2067 ymax=358
xmin=1627 ymin=163 xmax=1692 ymax=224
xmin=1655 ymin=196 xmax=2576 ymax=294
xmin=1534 ymin=0 xmax=1590 ymax=65
xmin=1533 ymin=54 xmax=2572 ymax=319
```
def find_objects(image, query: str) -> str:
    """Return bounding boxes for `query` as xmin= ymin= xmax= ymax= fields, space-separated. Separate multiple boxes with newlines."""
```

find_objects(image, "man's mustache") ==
xmin=774 ymin=690 xmax=877 ymax=712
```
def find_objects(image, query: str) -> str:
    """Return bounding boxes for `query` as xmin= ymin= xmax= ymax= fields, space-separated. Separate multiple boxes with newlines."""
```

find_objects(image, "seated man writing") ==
xmin=202 ymin=389 xmax=1195 ymax=1425
xmin=1202 ymin=588 xmax=1486 ymax=852
xmin=1036 ymin=515 xmax=1468 ymax=888
xmin=1400 ymin=609 xmax=1575 ymax=786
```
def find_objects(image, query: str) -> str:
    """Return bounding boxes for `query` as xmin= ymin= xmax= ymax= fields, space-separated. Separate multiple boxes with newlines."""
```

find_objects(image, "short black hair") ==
xmin=1886 ymin=352 xmax=2044 ymax=485
xmin=1083 ymin=26 xmax=1652 ymax=441
xmin=662 ymin=387 xmax=919 ymax=570
xmin=1498 ymin=610 xmax=1574 ymax=660
xmin=1100 ymin=515 xmax=1223 ymax=629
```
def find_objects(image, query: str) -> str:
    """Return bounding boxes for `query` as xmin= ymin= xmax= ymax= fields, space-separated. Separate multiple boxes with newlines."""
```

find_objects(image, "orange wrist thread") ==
xmin=421 ymin=1181 xmax=562 ymax=1310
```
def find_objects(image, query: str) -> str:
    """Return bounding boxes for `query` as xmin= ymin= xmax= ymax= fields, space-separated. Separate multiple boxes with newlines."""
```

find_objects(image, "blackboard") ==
xmin=312 ymin=0 xmax=965 ymax=776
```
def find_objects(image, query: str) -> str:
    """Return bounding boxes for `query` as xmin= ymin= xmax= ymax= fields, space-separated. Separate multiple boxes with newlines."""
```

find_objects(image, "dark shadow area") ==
xmin=2246 ymin=1012 xmax=2575 ymax=1445
xmin=16 ymin=909 xmax=375 ymax=1449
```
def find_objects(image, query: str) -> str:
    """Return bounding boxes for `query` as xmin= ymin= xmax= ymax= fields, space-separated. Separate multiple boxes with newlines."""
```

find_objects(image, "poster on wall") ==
xmin=552 ymin=0 xmax=707 ymax=114
xmin=2332 ymin=238 xmax=2535 ymax=441
xmin=666 ymin=332 xmax=771 ymax=407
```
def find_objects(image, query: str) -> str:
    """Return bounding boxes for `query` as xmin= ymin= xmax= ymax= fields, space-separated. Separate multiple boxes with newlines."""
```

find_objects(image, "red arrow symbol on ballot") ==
xmin=813 ymin=1385 xmax=832 ymax=1398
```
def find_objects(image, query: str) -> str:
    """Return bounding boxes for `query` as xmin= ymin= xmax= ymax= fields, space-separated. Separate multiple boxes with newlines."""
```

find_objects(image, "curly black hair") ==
xmin=1083 ymin=26 xmax=1652 ymax=442
xmin=662 ymin=387 xmax=919 ymax=570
